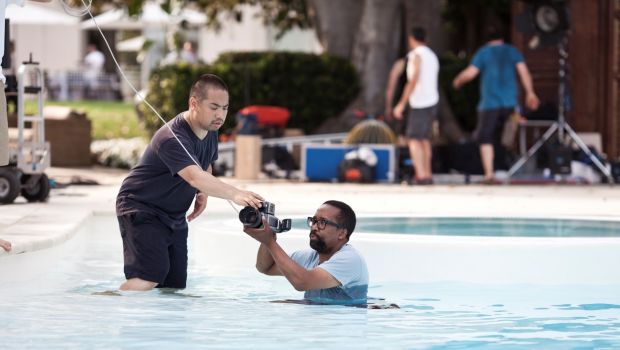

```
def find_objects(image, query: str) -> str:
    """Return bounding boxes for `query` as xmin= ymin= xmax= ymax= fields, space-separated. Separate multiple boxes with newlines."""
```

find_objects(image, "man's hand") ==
xmin=393 ymin=102 xmax=406 ymax=120
xmin=0 ymin=239 xmax=11 ymax=252
xmin=453 ymin=65 xmax=479 ymax=90
xmin=233 ymin=190 xmax=264 ymax=208
xmin=187 ymin=192 xmax=207 ymax=222
xmin=526 ymin=92 xmax=540 ymax=111
xmin=244 ymin=218 xmax=276 ymax=245
xmin=452 ymin=77 xmax=462 ymax=90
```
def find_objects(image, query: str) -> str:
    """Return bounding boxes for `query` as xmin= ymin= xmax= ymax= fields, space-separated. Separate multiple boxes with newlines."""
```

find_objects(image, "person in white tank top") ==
xmin=406 ymin=45 xmax=439 ymax=108
xmin=393 ymin=27 xmax=439 ymax=185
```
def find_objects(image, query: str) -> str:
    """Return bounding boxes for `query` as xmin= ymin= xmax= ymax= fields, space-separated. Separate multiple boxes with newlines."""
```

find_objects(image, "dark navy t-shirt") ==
xmin=116 ymin=113 xmax=218 ymax=229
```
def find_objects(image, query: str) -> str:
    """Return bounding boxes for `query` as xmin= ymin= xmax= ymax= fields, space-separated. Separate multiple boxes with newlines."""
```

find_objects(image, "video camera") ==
xmin=239 ymin=201 xmax=292 ymax=233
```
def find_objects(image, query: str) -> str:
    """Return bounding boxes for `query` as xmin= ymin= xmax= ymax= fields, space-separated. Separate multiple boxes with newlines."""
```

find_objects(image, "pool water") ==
xmin=1 ymin=215 xmax=620 ymax=349
xmin=294 ymin=217 xmax=620 ymax=237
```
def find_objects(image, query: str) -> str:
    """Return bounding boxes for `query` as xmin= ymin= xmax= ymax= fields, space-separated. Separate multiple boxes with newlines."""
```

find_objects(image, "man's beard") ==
xmin=309 ymin=233 xmax=327 ymax=253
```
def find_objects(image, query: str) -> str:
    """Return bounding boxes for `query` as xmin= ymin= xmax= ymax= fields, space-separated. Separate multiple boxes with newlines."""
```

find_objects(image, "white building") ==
xmin=196 ymin=4 xmax=321 ymax=63
xmin=6 ymin=2 xmax=81 ymax=75
xmin=7 ymin=1 xmax=321 ymax=101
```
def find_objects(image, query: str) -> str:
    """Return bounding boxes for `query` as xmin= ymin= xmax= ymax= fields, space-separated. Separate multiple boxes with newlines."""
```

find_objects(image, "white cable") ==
xmin=61 ymin=0 xmax=240 ymax=214
xmin=60 ymin=0 xmax=91 ymax=16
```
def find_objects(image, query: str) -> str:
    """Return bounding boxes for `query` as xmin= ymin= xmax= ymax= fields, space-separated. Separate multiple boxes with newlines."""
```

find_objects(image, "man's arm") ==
xmin=452 ymin=65 xmax=480 ymax=90
xmin=178 ymin=165 xmax=262 ymax=207
xmin=245 ymin=219 xmax=340 ymax=291
xmin=516 ymin=62 xmax=540 ymax=110
xmin=393 ymin=54 xmax=421 ymax=119
xmin=384 ymin=58 xmax=406 ymax=116
xmin=186 ymin=165 xmax=212 ymax=222
xmin=256 ymin=243 xmax=280 ymax=275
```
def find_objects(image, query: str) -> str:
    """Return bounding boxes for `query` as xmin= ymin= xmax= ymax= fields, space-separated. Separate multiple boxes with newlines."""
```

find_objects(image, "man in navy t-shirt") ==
xmin=453 ymin=25 xmax=540 ymax=183
xmin=244 ymin=200 xmax=369 ymax=305
xmin=116 ymin=74 xmax=263 ymax=291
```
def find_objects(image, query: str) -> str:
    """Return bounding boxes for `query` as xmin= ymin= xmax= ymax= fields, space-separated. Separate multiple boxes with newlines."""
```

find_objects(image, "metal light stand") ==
xmin=507 ymin=36 xmax=614 ymax=183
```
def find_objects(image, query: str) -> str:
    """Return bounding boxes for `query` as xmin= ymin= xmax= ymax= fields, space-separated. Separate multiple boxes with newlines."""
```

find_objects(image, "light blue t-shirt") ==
xmin=471 ymin=43 xmax=524 ymax=111
xmin=290 ymin=244 xmax=368 ymax=305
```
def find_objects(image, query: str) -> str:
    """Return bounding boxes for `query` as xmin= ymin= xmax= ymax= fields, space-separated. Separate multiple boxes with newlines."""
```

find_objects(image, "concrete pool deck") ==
xmin=1 ymin=165 xmax=620 ymax=257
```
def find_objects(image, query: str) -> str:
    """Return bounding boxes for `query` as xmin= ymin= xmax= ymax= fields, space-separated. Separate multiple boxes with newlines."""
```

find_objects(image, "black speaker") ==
xmin=548 ymin=142 xmax=572 ymax=175
xmin=611 ymin=160 xmax=620 ymax=183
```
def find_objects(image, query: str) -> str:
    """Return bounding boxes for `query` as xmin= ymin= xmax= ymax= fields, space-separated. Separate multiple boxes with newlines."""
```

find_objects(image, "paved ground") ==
xmin=1 ymin=166 xmax=619 ymax=257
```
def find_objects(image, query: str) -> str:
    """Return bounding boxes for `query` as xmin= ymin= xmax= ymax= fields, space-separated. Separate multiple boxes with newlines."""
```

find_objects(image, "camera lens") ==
xmin=239 ymin=206 xmax=262 ymax=228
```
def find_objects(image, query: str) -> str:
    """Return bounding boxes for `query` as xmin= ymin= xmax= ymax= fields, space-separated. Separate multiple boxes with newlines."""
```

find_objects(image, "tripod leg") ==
xmin=562 ymin=124 xmax=614 ymax=183
xmin=508 ymin=123 xmax=558 ymax=178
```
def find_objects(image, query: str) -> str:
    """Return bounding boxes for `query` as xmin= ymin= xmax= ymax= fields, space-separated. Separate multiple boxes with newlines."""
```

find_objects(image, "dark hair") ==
xmin=485 ymin=25 xmax=505 ymax=41
xmin=190 ymin=74 xmax=228 ymax=101
xmin=323 ymin=200 xmax=356 ymax=239
xmin=411 ymin=27 xmax=426 ymax=42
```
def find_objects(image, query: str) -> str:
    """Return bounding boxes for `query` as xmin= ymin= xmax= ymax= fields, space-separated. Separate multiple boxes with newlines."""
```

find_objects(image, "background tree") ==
xmin=82 ymin=0 xmax=509 ymax=139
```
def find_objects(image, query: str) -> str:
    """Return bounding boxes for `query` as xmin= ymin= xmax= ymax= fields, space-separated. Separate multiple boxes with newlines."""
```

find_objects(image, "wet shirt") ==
xmin=471 ymin=43 xmax=524 ymax=111
xmin=116 ymin=113 xmax=218 ymax=229
xmin=290 ymin=244 xmax=369 ymax=304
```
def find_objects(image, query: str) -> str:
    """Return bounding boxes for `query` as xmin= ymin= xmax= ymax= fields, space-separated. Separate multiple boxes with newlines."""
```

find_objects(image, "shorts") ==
xmin=118 ymin=212 xmax=188 ymax=288
xmin=473 ymin=107 xmax=513 ymax=144
xmin=405 ymin=105 xmax=437 ymax=140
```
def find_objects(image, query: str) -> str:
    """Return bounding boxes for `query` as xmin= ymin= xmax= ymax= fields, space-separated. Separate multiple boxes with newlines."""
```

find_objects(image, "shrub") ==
xmin=139 ymin=52 xmax=360 ymax=136
xmin=138 ymin=63 xmax=197 ymax=135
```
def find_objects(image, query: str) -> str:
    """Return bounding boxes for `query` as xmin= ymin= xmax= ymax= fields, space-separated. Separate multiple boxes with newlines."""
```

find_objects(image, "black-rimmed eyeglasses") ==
xmin=307 ymin=216 xmax=342 ymax=230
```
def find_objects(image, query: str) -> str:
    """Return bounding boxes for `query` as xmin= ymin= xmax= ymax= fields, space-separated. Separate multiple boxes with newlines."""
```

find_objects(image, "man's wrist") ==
xmin=265 ymin=236 xmax=278 ymax=248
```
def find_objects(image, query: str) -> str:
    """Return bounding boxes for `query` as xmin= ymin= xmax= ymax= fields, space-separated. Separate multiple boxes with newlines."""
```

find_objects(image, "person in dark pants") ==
xmin=453 ymin=25 xmax=540 ymax=183
xmin=116 ymin=74 xmax=263 ymax=291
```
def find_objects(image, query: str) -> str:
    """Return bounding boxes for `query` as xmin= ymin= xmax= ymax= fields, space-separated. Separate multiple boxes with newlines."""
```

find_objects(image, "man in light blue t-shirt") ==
xmin=243 ymin=200 xmax=369 ymax=305
xmin=453 ymin=25 xmax=540 ymax=183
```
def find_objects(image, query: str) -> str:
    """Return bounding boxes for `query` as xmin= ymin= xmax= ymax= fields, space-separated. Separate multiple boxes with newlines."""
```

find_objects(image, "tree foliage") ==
xmin=80 ymin=0 xmax=313 ymax=37
xmin=192 ymin=0 xmax=312 ymax=37
xmin=80 ymin=0 xmax=511 ymax=136
xmin=63 ymin=0 xmax=144 ymax=15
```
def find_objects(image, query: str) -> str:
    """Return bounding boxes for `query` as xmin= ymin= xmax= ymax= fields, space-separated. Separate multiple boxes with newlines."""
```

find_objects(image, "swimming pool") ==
xmin=1 ymin=214 xmax=619 ymax=349
xmin=335 ymin=216 xmax=620 ymax=237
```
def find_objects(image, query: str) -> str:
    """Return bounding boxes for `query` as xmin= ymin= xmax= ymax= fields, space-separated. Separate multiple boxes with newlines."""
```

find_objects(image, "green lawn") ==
xmin=24 ymin=100 xmax=148 ymax=140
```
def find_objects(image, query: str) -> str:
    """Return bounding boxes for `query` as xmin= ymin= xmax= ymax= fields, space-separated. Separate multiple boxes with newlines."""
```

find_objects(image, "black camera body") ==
xmin=239 ymin=201 xmax=292 ymax=233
